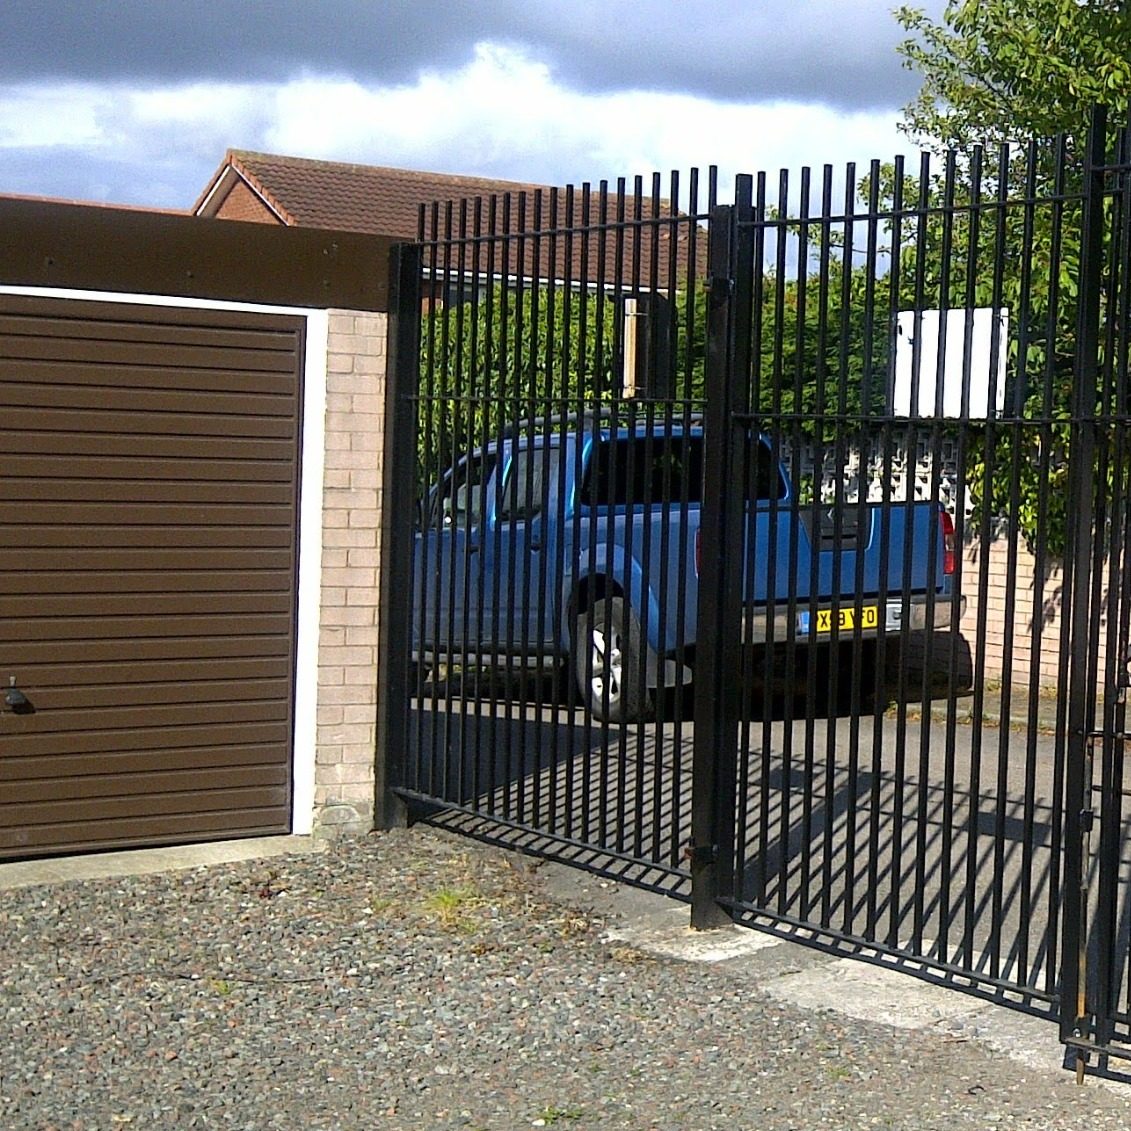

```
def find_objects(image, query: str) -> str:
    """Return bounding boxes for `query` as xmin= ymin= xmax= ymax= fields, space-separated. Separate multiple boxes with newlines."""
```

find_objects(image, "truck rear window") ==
xmin=581 ymin=435 xmax=784 ymax=506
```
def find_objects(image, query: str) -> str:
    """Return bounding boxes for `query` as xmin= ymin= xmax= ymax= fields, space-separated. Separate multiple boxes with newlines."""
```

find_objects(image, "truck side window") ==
xmin=582 ymin=436 xmax=704 ymax=506
xmin=750 ymin=442 xmax=787 ymax=501
xmin=580 ymin=435 xmax=784 ymax=505
xmin=499 ymin=445 xmax=559 ymax=522
xmin=433 ymin=453 xmax=496 ymax=529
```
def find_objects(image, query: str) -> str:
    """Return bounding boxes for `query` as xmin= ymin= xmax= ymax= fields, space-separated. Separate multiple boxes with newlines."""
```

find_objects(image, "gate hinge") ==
xmin=706 ymin=274 xmax=735 ymax=297
xmin=1079 ymin=808 xmax=1094 ymax=834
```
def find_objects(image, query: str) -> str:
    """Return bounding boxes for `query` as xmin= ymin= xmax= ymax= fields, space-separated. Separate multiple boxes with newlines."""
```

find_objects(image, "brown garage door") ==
xmin=0 ymin=295 xmax=304 ymax=857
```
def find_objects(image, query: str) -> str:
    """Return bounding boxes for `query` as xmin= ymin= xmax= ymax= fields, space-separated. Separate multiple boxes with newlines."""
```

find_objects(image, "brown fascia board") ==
xmin=0 ymin=196 xmax=392 ymax=311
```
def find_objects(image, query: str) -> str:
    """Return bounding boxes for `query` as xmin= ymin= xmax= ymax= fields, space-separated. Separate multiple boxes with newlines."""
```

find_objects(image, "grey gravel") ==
xmin=2 ymin=826 xmax=1131 ymax=1130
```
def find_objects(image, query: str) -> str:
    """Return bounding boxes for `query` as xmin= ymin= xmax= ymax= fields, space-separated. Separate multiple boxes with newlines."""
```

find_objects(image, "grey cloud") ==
xmin=7 ymin=0 xmax=943 ymax=110
xmin=1 ymin=147 xmax=201 ymax=208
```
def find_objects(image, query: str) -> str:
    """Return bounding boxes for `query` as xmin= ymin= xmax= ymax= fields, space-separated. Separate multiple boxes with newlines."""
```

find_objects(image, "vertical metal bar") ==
xmin=741 ymin=171 xmax=768 ymax=908
xmin=802 ymin=164 xmax=835 ymax=923
xmin=765 ymin=168 xmax=790 ymax=919
xmin=1039 ymin=135 xmax=1071 ymax=1000
xmin=690 ymin=185 xmax=750 ymax=928
xmin=1092 ymin=114 xmax=1131 ymax=1052
xmin=868 ymin=154 xmax=904 ymax=942
xmin=669 ymin=167 xmax=703 ymax=871
xmin=1010 ymin=137 xmax=1040 ymax=987
xmin=374 ymin=241 xmax=422 ymax=829
xmin=482 ymin=193 xmax=504 ymax=819
xmin=423 ymin=202 xmax=445 ymax=802
xmin=834 ymin=161 xmax=858 ymax=936
xmin=1060 ymin=105 xmax=1107 ymax=1051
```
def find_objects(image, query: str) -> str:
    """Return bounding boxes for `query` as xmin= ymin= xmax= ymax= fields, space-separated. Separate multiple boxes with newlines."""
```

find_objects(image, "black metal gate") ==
xmin=1060 ymin=112 xmax=1131 ymax=1069
xmin=377 ymin=110 xmax=1131 ymax=1067
xmin=379 ymin=177 xmax=716 ymax=891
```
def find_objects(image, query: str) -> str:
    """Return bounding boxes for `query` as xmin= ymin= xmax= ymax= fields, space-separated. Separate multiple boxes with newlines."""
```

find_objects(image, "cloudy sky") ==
xmin=1 ymin=1 xmax=944 ymax=212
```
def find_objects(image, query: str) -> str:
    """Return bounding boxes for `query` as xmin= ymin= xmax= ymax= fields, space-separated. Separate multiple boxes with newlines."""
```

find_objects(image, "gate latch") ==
xmin=683 ymin=839 xmax=717 ymax=868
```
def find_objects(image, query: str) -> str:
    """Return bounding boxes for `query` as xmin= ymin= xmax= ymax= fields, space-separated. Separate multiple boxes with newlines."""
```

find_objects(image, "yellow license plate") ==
xmin=814 ymin=606 xmax=879 ymax=632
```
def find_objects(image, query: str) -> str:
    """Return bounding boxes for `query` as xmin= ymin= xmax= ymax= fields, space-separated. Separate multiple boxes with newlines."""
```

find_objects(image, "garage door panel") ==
xmin=0 ymin=742 xmax=290 ymax=782
xmin=5 ymin=764 xmax=289 ymax=806
xmin=2 ymin=356 xmax=299 ymax=397
xmin=1 ymin=570 xmax=291 ymax=596
xmin=2 ymin=332 xmax=300 ymax=374
xmin=0 ymin=437 xmax=296 ymax=467
xmin=3 ymin=501 xmax=295 ymax=526
xmin=0 ymin=479 xmax=295 ymax=506
xmin=0 ymin=296 xmax=303 ymax=857
xmin=1 ymin=548 xmax=295 ymax=571
xmin=3 ymin=376 xmax=298 ymax=418
xmin=0 ymin=612 xmax=293 ymax=642
xmin=11 ymin=786 xmax=291 ymax=827
xmin=20 ymin=677 xmax=293 ymax=713
xmin=7 ymin=525 xmax=295 ymax=550
xmin=1 ymin=593 xmax=295 ymax=619
xmin=1 ymin=808 xmax=292 ymax=855
xmin=2 ymin=796 xmax=291 ymax=850
xmin=2 ymin=406 xmax=297 ymax=440
xmin=5 ymin=657 xmax=291 ymax=688
xmin=2 ymin=719 xmax=291 ymax=759
xmin=6 ymin=699 xmax=291 ymax=736
xmin=1 ymin=308 xmax=305 ymax=350
xmin=11 ymin=788 xmax=292 ymax=831
xmin=10 ymin=635 xmax=292 ymax=665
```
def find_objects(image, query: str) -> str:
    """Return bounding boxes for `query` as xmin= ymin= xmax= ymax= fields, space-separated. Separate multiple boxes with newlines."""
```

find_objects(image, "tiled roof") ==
xmin=195 ymin=150 xmax=572 ymax=238
xmin=0 ymin=192 xmax=189 ymax=216
xmin=194 ymin=150 xmax=709 ymax=287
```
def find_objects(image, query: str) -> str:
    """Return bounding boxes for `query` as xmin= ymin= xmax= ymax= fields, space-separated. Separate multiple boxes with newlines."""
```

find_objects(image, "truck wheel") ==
xmin=572 ymin=596 xmax=652 ymax=724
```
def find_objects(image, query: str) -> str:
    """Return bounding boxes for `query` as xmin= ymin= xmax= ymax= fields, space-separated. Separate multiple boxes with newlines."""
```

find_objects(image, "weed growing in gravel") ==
xmin=532 ymin=1104 xmax=583 ymax=1125
xmin=608 ymin=944 xmax=651 ymax=965
xmin=424 ymin=886 xmax=483 ymax=933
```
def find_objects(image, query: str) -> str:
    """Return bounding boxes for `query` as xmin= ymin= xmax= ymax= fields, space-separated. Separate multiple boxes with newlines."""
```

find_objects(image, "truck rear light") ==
xmin=941 ymin=510 xmax=956 ymax=576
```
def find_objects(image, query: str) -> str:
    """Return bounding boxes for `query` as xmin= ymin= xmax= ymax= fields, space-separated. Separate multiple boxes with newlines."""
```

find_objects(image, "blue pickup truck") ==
xmin=413 ymin=415 xmax=961 ymax=722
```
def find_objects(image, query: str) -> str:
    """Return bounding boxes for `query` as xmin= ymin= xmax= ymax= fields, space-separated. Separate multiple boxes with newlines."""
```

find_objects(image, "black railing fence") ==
xmin=378 ymin=109 xmax=1131 ymax=1069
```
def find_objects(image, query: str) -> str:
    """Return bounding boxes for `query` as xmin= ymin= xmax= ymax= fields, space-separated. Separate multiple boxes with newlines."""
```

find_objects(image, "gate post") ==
xmin=1059 ymin=107 xmax=1108 ymax=1054
xmin=691 ymin=178 xmax=755 ymax=928
xmin=374 ymin=242 xmax=422 ymax=829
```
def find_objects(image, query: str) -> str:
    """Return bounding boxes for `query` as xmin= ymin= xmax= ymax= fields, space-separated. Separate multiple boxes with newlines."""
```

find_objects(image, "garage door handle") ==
xmin=5 ymin=677 xmax=32 ymax=714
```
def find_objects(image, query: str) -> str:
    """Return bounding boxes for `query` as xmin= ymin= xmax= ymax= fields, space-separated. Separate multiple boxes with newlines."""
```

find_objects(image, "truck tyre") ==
xmin=572 ymin=596 xmax=652 ymax=724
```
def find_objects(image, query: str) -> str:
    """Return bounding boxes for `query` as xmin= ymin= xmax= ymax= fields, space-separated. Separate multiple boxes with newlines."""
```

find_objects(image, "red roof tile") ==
xmin=194 ymin=150 xmax=709 ymax=287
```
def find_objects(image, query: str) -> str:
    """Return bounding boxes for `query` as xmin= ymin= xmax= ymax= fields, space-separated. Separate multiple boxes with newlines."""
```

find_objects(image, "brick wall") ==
xmin=957 ymin=530 xmax=1108 ymax=693
xmin=312 ymin=310 xmax=387 ymax=837
xmin=213 ymin=181 xmax=281 ymax=224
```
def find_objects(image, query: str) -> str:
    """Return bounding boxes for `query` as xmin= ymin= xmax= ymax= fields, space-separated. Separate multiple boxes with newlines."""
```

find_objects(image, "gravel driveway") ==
xmin=3 ymin=825 xmax=1131 ymax=1130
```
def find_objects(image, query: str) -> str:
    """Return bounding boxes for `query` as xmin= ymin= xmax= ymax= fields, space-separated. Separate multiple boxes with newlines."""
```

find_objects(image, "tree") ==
xmin=891 ymin=2 xmax=1131 ymax=556
xmin=897 ymin=0 xmax=1131 ymax=152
